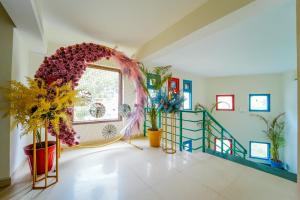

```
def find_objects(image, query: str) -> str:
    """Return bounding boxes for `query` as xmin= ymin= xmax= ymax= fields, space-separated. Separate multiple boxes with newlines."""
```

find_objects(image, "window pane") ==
xmin=215 ymin=139 xmax=232 ymax=154
xmin=250 ymin=95 xmax=270 ymax=111
xmin=184 ymin=92 xmax=191 ymax=110
xmin=74 ymin=67 xmax=120 ymax=122
xmin=217 ymin=96 xmax=233 ymax=110
xmin=250 ymin=142 xmax=269 ymax=159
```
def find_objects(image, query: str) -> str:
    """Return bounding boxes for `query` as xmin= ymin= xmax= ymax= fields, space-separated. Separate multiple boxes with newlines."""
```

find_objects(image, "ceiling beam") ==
xmin=0 ymin=0 xmax=46 ymax=53
xmin=136 ymin=0 xmax=254 ymax=60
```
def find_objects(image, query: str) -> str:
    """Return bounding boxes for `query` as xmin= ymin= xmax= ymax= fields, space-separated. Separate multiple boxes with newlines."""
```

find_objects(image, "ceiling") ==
xmin=2 ymin=0 xmax=296 ymax=77
xmin=39 ymin=0 xmax=207 ymax=50
xmin=145 ymin=0 xmax=296 ymax=77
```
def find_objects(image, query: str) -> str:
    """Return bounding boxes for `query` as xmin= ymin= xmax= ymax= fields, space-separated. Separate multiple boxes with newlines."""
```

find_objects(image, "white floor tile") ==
xmin=0 ymin=138 xmax=298 ymax=200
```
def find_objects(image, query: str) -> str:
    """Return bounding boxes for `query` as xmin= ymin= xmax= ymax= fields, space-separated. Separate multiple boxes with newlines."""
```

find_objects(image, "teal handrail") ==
xmin=143 ymin=107 xmax=247 ymax=158
xmin=205 ymin=111 xmax=247 ymax=153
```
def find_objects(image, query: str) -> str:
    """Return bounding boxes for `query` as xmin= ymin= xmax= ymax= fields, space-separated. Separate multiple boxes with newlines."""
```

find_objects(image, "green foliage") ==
xmin=140 ymin=64 xmax=172 ymax=131
xmin=195 ymin=102 xmax=218 ymax=114
xmin=253 ymin=113 xmax=285 ymax=162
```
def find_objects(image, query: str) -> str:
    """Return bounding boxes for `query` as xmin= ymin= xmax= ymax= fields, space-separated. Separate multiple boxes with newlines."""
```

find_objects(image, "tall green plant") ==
xmin=140 ymin=65 xmax=172 ymax=131
xmin=195 ymin=103 xmax=218 ymax=148
xmin=253 ymin=113 xmax=285 ymax=162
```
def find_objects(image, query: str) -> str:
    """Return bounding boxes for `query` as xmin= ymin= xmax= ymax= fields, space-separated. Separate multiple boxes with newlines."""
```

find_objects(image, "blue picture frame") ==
xmin=249 ymin=141 xmax=270 ymax=160
xmin=249 ymin=94 xmax=271 ymax=112
xmin=183 ymin=139 xmax=192 ymax=152
xmin=183 ymin=80 xmax=192 ymax=110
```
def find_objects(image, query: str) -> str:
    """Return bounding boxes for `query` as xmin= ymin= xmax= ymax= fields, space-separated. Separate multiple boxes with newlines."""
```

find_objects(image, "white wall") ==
xmin=8 ymin=36 xmax=298 ymax=176
xmin=10 ymin=28 xmax=45 ymax=175
xmin=170 ymin=68 xmax=207 ymax=108
xmin=205 ymin=74 xmax=285 ymax=163
xmin=283 ymin=70 xmax=298 ymax=173
xmin=204 ymin=72 xmax=298 ymax=173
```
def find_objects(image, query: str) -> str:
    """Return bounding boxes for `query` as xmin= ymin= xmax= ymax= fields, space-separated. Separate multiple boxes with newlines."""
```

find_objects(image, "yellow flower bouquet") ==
xmin=1 ymin=78 xmax=80 ymax=144
xmin=1 ymin=78 xmax=81 ymax=175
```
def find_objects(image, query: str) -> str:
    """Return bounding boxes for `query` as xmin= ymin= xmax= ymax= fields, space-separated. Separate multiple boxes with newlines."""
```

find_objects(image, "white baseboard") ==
xmin=0 ymin=177 xmax=11 ymax=187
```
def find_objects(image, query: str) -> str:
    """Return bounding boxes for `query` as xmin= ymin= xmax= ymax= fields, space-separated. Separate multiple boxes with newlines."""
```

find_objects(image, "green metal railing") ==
xmin=143 ymin=108 xmax=247 ymax=158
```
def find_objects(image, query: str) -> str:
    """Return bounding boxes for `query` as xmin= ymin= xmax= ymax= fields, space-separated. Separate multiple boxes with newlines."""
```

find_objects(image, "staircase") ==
xmin=143 ymin=108 xmax=297 ymax=182
xmin=143 ymin=108 xmax=247 ymax=158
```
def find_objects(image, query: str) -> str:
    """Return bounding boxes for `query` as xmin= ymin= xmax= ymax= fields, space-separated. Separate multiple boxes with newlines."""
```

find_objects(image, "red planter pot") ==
xmin=23 ymin=141 xmax=56 ymax=175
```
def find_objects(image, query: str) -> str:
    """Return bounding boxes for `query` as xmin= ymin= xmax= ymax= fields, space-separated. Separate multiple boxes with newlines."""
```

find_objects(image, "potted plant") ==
xmin=140 ymin=65 xmax=172 ymax=147
xmin=1 ymin=78 xmax=79 ymax=174
xmin=253 ymin=113 xmax=285 ymax=168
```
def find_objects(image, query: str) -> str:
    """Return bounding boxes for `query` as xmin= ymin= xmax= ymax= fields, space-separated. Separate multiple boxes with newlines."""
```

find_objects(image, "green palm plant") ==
xmin=140 ymin=65 xmax=172 ymax=131
xmin=253 ymin=113 xmax=285 ymax=162
xmin=194 ymin=103 xmax=218 ymax=148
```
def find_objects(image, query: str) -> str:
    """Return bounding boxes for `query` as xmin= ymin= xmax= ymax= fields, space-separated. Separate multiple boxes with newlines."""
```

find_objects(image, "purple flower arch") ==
xmin=35 ymin=43 xmax=146 ymax=146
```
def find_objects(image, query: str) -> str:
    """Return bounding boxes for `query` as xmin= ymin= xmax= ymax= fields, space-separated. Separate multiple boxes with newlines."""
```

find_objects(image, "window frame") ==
xmin=249 ymin=94 xmax=271 ymax=112
xmin=73 ymin=64 xmax=123 ymax=125
xmin=183 ymin=79 xmax=192 ymax=110
xmin=216 ymin=94 xmax=235 ymax=111
xmin=249 ymin=141 xmax=270 ymax=160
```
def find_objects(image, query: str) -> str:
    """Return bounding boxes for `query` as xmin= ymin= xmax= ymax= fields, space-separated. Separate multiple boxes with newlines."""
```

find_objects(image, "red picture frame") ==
xmin=216 ymin=94 xmax=235 ymax=111
xmin=214 ymin=138 xmax=233 ymax=155
xmin=168 ymin=77 xmax=180 ymax=94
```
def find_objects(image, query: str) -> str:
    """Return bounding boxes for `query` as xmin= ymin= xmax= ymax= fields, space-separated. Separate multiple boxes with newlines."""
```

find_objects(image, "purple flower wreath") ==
xmin=35 ymin=43 xmax=146 ymax=146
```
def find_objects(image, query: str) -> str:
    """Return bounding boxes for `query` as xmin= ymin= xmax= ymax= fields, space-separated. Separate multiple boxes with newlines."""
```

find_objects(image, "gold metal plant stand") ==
xmin=32 ymin=120 xmax=59 ymax=189
xmin=162 ymin=112 xmax=176 ymax=154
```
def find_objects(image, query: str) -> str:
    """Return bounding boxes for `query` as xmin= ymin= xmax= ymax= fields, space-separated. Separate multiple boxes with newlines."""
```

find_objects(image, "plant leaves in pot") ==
xmin=253 ymin=113 xmax=285 ymax=169
xmin=140 ymin=65 xmax=172 ymax=147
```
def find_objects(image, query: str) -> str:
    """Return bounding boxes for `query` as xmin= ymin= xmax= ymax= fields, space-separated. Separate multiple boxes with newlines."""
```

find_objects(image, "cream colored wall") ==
xmin=204 ymin=72 xmax=297 ymax=173
xmin=10 ymin=29 xmax=45 ymax=175
xmin=283 ymin=71 xmax=298 ymax=173
xmin=0 ymin=3 xmax=14 ymax=182
xmin=297 ymin=0 xmax=300 ymax=185
xmin=205 ymin=74 xmax=285 ymax=163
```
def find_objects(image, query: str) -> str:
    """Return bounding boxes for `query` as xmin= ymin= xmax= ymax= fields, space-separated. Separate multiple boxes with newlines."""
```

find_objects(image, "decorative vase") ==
xmin=148 ymin=129 xmax=162 ymax=147
xmin=270 ymin=160 xmax=283 ymax=169
xmin=24 ymin=141 xmax=56 ymax=175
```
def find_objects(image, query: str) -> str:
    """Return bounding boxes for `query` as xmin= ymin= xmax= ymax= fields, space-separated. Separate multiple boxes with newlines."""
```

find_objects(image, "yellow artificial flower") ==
xmin=0 ymin=78 xmax=82 ymax=136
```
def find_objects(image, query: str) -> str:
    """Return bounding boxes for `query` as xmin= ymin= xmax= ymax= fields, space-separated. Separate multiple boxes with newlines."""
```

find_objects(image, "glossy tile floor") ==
xmin=0 ymin=138 xmax=298 ymax=200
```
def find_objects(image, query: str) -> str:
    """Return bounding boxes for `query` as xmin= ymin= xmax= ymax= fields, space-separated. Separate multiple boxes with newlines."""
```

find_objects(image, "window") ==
xmin=147 ymin=73 xmax=161 ymax=105
xmin=249 ymin=141 xmax=270 ymax=160
xmin=183 ymin=80 xmax=192 ymax=110
xmin=249 ymin=94 xmax=270 ymax=112
xmin=215 ymin=138 xmax=233 ymax=154
xmin=216 ymin=95 xmax=235 ymax=111
xmin=74 ymin=65 xmax=122 ymax=123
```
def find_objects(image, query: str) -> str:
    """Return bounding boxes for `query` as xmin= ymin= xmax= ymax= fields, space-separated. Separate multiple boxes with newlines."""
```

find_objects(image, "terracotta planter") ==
xmin=23 ymin=141 xmax=56 ymax=175
xmin=147 ymin=129 xmax=162 ymax=147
